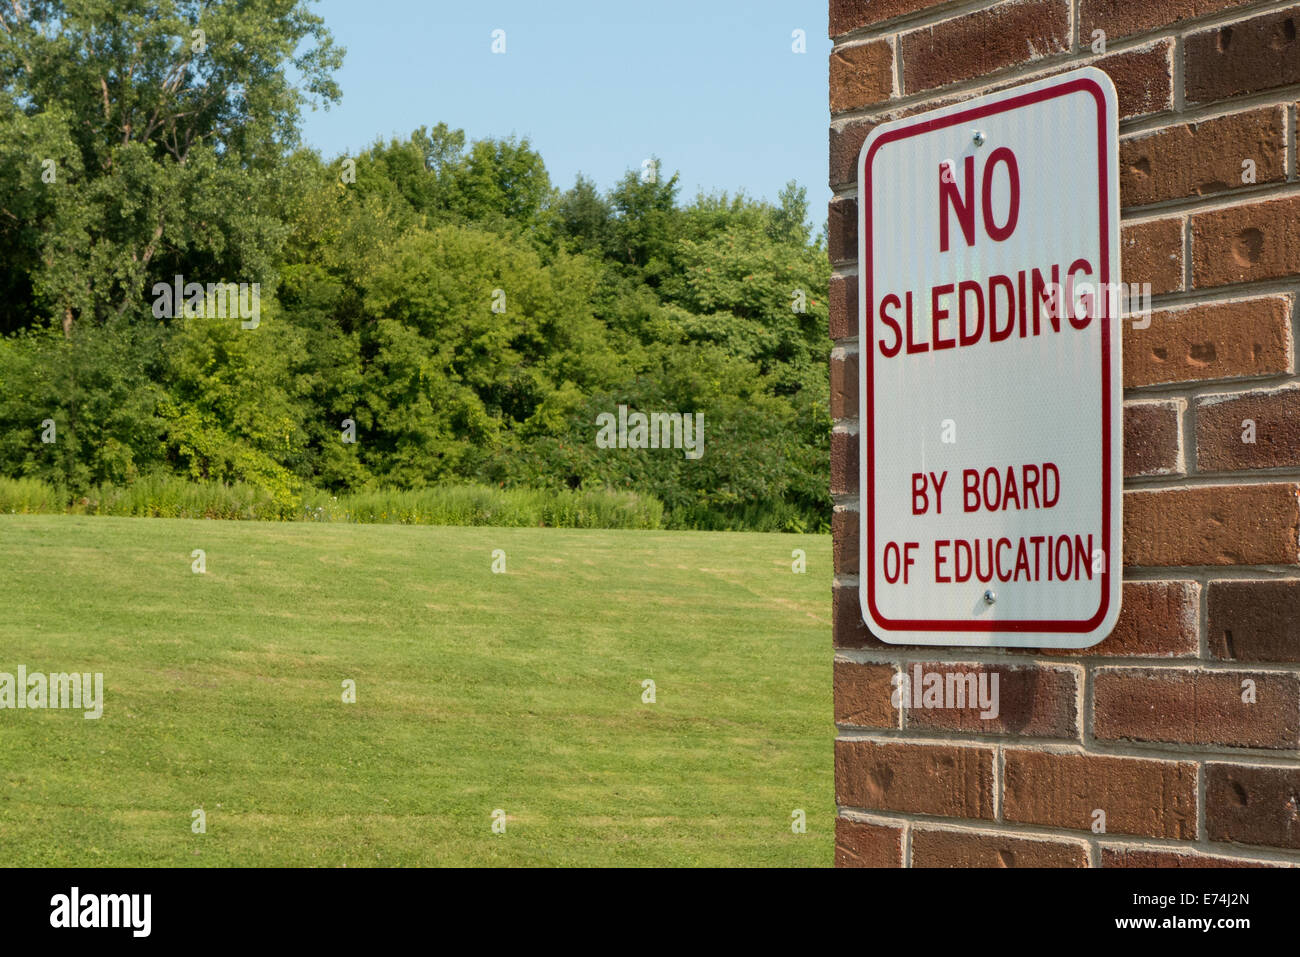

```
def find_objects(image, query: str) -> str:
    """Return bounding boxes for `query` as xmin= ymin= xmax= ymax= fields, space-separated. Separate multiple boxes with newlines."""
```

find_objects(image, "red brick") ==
xmin=1206 ymin=763 xmax=1300 ymax=850
xmin=833 ymin=583 xmax=890 ymax=649
xmin=828 ymin=197 xmax=858 ymax=264
xmin=830 ymin=40 xmax=895 ymax=113
xmin=836 ymin=738 xmax=995 ymax=818
xmin=1123 ymin=297 xmax=1292 ymax=388
xmin=1124 ymin=484 xmax=1300 ymax=566
xmin=1095 ymin=41 xmax=1174 ymax=121
xmin=913 ymin=828 xmax=1088 ymax=867
xmin=830 ymin=351 xmax=858 ymax=419
xmin=830 ymin=119 xmax=875 ymax=189
xmin=833 ymin=660 xmax=898 ymax=728
xmin=1094 ymin=667 xmax=1300 ymax=748
xmin=830 ymin=430 xmax=858 ymax=494
xmin=1088 ymin=581 xmax=1201 ymax=657
xmin=1101 ymin=845 xmax=1285 ymax=867
xmin=829 ymin=43 xmax=1171 ymax=180
xmin=1185 ymin=8 xmax=1300 ymax=104
xmin=829 ymin=273 xmax=858 ymax=340
xmin=1121 ymin=217 xmax=1183 ymax=296
xmin=1080 ymin=0 xmax=1254 ymax=42
xmin=1208 ymin=579 xmax=1300 ymax=662
xmin=903 ymin=662 xmax=1079 ymax=738
xmin=835 ymin=818 xmax=904 ymax=867
xmin=1120 ymin=107 xmax=1287 ymax=208
xmin=832 ymin=508 xmax=860 ymax=576
xmin=830 ymin=0 xmax=948 ymax=36
xmin=1197 ymin=385 xmax=1300 ymax=472
xmin=900 ymin=0 xmax=1071 ymax=94
xmin=1192 ymin=195 xmax=1300 ymax=288
xmin=856 ymin=35 xmax=1172 ymax=139
xmin=1003 ymin=750 xmax=1197 ymax=838
xmin=1124 ymin=400 xmax=1182 ymax=477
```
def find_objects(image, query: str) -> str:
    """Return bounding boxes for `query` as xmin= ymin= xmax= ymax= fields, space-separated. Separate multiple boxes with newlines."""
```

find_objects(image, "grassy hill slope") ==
xmin=0 ymin=517 xmax=831 ymax=866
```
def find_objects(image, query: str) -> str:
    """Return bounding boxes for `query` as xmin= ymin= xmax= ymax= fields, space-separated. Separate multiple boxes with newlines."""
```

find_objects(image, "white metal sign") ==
xmin=857 ymin=67 xmax=1121 ymax=647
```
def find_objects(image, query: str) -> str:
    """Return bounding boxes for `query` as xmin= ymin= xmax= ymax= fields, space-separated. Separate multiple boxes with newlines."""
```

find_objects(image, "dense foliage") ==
xmin=0 ymin=1 xmax=830 ymax=530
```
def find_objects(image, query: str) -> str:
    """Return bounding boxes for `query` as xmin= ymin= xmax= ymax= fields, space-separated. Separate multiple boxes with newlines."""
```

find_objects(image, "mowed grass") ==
xmin=0 ymin=516 xmax=832 ymax=866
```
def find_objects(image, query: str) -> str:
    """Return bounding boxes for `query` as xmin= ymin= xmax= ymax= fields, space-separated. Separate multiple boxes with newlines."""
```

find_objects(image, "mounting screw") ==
xmin=983 ymin=589 xmax=997 ymax=605
xmin=973 ymin=130 xmax=986 ymax=146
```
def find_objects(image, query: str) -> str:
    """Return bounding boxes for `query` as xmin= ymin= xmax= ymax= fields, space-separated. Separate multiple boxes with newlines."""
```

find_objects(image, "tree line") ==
xmin=0 ymin=1 xmax=830 ymax=531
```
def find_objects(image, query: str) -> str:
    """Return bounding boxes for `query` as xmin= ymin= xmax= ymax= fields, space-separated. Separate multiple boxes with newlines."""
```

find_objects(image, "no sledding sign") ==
xmin=857 ymin=67 xmax=1122 ymax=648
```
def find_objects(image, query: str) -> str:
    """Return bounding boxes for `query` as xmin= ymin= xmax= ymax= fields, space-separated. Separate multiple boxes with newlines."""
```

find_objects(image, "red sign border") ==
xmin=860 ymin=74 xmax=1116 ymax=635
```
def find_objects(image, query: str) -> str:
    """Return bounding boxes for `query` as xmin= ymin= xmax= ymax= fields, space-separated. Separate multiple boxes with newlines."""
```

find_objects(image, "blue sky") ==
xmin=298 ymin=1 xmax=831 ymax=223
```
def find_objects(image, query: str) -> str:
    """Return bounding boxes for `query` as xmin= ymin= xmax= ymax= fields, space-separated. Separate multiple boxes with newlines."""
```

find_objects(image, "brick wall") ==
xmin=829 ymin=0 xmax=1300 ymax=867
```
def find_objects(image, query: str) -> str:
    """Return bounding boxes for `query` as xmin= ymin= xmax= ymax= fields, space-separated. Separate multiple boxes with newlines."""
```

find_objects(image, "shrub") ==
xmin=0 ymin=475 xmax=664 ymax=529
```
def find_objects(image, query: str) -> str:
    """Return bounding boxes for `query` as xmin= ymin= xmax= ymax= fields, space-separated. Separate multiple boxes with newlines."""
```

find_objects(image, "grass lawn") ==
xmin=0 ymin=516 xmax=832 ymax=866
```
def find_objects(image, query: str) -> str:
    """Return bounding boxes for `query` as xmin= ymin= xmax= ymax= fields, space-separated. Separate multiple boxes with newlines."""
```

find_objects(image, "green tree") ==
xmin=554 ymin=173 xmax=613 ymax=255
xmin=607 ymin=160 xmax=681 ymax=284
xmin=768 ymin=179 xmax=812 ymax=246
xmin=356 ymin=224 xmax=618 ymax=484
xmin=0 ymin=320 xmax=167 ymax=487
xmin=160 ymin=302 xmax=311 ymax=504
xmin=0 ymin=0 xmax=343 ymax=333
xmin=448 ymin=135 xmax=552 ymax=230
